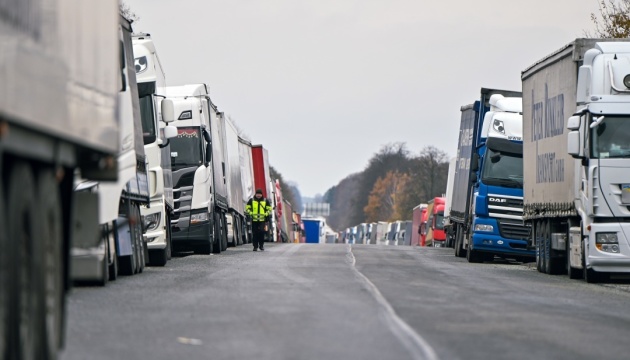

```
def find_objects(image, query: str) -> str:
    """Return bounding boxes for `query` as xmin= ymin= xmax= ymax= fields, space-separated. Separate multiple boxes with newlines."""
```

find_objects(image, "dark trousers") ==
xmin=252 ymin=221 xmax=266 ymax=249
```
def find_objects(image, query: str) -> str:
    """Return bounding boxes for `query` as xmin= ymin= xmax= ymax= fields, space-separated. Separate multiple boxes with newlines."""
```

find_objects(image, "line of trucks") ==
xmin=0 ymin=3 xmax=302 ymax=359
xmin=440 ymin=38 xmax=630 ymax=284
xmin=340 ymin=38 xmax=630 ymax=285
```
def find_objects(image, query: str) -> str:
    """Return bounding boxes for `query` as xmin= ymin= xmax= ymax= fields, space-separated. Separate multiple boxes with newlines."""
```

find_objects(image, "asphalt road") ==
xmin=61 ymin=244 xmax=630 ymax=360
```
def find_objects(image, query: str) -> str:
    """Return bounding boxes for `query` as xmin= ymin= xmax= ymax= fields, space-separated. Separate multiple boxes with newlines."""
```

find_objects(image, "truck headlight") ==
xmin=190 ymin=211 xmax=209 ymax=225
xmin=493 ymin=119 xmax=505 ymax=134
xmin=596 ymin=232 xmax=620 ymax=253
xmin=144 ymin=213 xmax=161 ymax=231
xmin=474 ymin=224 xmax=494 ymax=232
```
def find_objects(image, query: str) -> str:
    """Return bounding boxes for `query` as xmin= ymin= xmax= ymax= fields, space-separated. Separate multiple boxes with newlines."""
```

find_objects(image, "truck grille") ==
xmin=498 ymin=219 xmax=531 ymax=240
xmin=488 ymin=195 xmax=523 ymax=220
xmin=172 ymin=170 xmax=196 ymax=221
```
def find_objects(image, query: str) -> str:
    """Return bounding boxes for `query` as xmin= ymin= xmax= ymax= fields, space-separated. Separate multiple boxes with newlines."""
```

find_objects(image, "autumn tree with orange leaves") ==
xmin=364 ymin=171 xmax=411 ymax=222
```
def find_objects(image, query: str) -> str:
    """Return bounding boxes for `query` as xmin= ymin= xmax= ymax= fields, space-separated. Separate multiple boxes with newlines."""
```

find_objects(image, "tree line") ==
xmin=323 ymin=143 xmax=449 ymax=231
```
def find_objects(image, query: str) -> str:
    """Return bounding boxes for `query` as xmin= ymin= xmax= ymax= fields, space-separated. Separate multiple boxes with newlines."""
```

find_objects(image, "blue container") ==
xmin=303 ymin=219 xmax=321 ymax=244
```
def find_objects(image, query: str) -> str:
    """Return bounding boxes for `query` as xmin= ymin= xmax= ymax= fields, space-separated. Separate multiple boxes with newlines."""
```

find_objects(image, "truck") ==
xmin=132 ymin=34 xmax=176 ymax=265
xmin=424 ymin=197 xmax=447 ymax=247
xmin=72 ymin=16 xmax=170 ymax=284
xmin=238 ymin=136 xmax=256 ymax=244
xmin=443 ymin=157 xmax=457 ymax=247
xmin=1 ymin=0 xmax=119 ymax=357
xmin=521 ymin=39 xmax=630 ymax=282
xmin=251 ymin=144 xmax=276 ymax=242
xmin=220 ymin=113 xmax=246 ymax=247
xmin=160 ymin=84 xmax=227 ymax=254
xmin=411 ymin=204 xmax=427 ymax=246
xmin=449 ymin=89 xmax=531 ymax=262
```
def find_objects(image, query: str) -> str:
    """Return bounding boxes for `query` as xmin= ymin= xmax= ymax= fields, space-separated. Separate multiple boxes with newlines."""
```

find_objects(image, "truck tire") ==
xmin=466 ymin=239 xmax=483 ymax=263
xmin=212 ymin=212 xmax=222 ymax=254
xmin=118 ymin=202 xmax=137 ymax=276
xmin=0 ymin=172 xmax=10 ymax=360
xmin=455 ymin=227 xmax=466 ymax=258
xmin=543 ymin=219 xmax=563 ymax=275
xmin=535 ymin=220 xmax=545 ymax=273
xmin=148 ymin=247 xmax=168 ymax=266
xmin=8 ymin=163 xmax=40 ymax=360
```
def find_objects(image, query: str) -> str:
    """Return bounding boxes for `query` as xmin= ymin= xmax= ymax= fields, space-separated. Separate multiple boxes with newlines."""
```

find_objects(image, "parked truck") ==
xmin=72 ymin=16 xmax=170 ymax=284
xmin=0 ymin=1 xmax=119 ymax=358
xmin=238 ymin=136 xmax=255 ymax=244
xmin=522 ymin=39 xmax=630 ymax=282
xmin=450 ymin=89 xmax=531 ymax=262
xmin=443 ymin=157 xmax=457 ymax=247
xmin=411 ymin=204 xmax=427 ymax=246
xmin=252 ymin=144 xmax=276 ymax=242
xmin=424 ymin=198 xmax=447 ymax=247
xmin=132 ymin=34 xmax=176 ymax=264
xmin=160 ymin=84 xmax=227 ymax=254
xmin=220 ymin=113 xmax=246 ymax=247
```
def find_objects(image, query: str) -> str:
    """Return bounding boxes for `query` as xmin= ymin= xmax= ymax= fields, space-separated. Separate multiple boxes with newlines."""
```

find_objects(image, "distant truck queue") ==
xmin=340 ymin=38 xmax=630 ymax=286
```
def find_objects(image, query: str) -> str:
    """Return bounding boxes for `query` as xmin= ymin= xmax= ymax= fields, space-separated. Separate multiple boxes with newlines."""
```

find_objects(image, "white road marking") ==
xmin=347 ymin=245 xmax=440 ymax=360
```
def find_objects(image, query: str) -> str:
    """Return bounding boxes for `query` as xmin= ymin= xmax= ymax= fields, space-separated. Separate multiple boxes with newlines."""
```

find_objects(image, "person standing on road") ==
xmin=246 ymin=189 xmax=272 ymax=251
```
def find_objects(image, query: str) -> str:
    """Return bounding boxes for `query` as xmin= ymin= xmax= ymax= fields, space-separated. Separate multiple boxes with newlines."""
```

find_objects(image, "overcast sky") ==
xmin=128 ymin=0 xmax=600 ymax=197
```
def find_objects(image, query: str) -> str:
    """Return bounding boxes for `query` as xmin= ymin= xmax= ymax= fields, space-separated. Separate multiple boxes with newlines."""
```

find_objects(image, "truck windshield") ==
xmin=169 ymin=127 xmax=203 ymax=170
xmin=481 ymin=148 xmax=523 ymax=188
xmin=434 ymin=213 xmax=445 ymax=230
xmin=591 ymin=116 xmax=630 ymax=159
xmin=139 ymin=95 xmax=156 ymax=145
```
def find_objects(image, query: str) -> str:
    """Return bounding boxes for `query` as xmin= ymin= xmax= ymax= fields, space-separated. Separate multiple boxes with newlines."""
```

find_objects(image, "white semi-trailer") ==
xmin=522 ymin=39 xmax=630 ymax=282
xmin=133 ymin=34 xmax=176 ymax=265
xmin=72 ymin=16 xmax=161 ymax=283
xmin=161 ymin=84 xmax=227 ymax=254
xmin=0 ymin=1 xmax=119 ymax=358
xmin=238 ymin=136 xmax=256 ymax=244
xmin=220 ymin=113 xmax=247 ymax=247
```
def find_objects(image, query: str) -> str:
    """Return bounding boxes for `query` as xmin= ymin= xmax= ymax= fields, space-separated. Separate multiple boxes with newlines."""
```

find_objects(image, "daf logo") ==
xmin=488 ymin=197 xmax=507 ymax=203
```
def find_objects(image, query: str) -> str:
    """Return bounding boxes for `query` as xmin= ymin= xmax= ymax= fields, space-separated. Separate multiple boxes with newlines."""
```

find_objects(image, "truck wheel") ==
xmin=543 ymin=219 xmax=563 ymax=275
xmin=148 ymin=247 xmax=168 ymax=266
xmin=8 ymin=164 xmax=40 ymax=360
xmin=466 ymin=242 xmax=483 ymax=263
xmin=212 ymin=212 xmax=222 ymax=254
xmin=117 ymin=202 xmax=137 ymax=276
xmin=131 ymin=204 xmax=144 ymax=274
xmin=0 ymin=173 xmax=11 ymax=360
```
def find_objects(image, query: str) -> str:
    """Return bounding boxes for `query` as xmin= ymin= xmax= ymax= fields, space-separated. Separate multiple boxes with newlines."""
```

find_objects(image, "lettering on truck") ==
xmin=531 ymin=84 xmax=565 ymax=184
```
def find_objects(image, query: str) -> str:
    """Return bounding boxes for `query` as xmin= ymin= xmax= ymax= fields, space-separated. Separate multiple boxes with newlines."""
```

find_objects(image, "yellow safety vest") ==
xmin=246 ymin=198 xmax=272 ymax=222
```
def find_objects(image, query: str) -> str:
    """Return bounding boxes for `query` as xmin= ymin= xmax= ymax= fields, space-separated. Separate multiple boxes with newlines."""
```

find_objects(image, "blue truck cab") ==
xmin=466 ymin=91 xmax=533 ymax=262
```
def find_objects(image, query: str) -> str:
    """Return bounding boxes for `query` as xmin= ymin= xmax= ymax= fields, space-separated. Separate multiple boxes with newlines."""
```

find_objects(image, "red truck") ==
xmin=412 ymin=203 xmax=427 ymax=246
xmin=424 ymin=197 xmax=447 ymax=247
xmin=251 ymin=145 xmax=276 ymax=242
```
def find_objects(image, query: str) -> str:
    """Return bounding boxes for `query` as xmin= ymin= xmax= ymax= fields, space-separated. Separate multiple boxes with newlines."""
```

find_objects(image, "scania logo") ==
xmin=488 ymin=197 xmax=507 ymax=203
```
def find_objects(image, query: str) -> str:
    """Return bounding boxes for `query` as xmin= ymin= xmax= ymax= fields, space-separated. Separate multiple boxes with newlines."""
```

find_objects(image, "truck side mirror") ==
xmin=202 ymin=128 xmax=212 ymax=166
xmin=471 ymin=153 xmax=479 ymax=172
xmin=471 ymin=172 xmax=478 ymax=183
xmin=159 ymin=125 xmax=178 ymax=148
xmin=161 ymin=99 xmax=175 ymax=123
xmin=567 ymin=115 xmax=584 ymax=159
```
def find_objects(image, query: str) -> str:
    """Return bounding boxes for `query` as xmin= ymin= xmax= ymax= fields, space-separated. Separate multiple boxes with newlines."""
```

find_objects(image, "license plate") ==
xmin=622 ymin=184 xmax=630 ymax=204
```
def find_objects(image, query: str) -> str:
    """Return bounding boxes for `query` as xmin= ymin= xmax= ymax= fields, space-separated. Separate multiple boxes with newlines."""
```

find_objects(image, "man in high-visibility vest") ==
xmin=246 ymin=189 xmax=272 ymax=251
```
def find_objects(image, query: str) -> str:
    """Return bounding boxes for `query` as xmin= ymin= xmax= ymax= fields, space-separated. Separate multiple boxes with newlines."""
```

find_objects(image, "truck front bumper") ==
xmin=171 ymin=221 xmax=213 ymax=247
xmin=142 ymin=201 xmax=167 ymax=250
xmin=587 ymin=223 xmax=630 ymax=273
xmin=472 ymin=218 xmax=534 ymax=257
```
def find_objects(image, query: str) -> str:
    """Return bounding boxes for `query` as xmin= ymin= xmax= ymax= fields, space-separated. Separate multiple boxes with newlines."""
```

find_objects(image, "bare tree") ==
xmin=120 ymin=1 xmax=140 ymax=23
xmin=587 ymin=0 xmax=630 ymax=38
